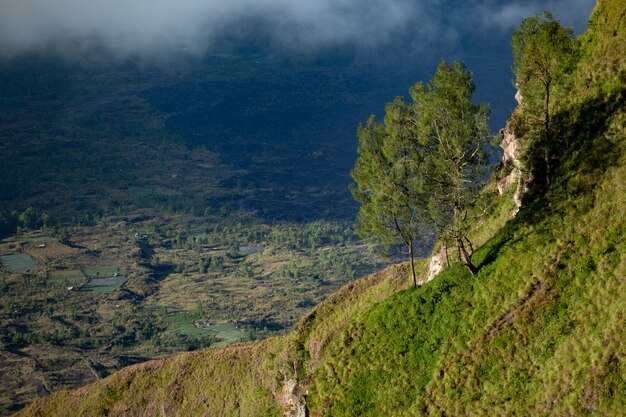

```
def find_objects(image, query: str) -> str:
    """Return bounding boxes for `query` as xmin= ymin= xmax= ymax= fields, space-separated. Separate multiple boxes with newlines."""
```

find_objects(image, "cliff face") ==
xmin=15 ymin=1 xmax=626 ymax=416
xmin=497 ymin=107 xmax=524 ymax=209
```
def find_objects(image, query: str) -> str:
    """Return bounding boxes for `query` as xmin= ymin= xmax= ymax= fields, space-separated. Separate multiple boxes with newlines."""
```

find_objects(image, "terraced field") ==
xmin=0 ymin=254 xmax=39 ymax=272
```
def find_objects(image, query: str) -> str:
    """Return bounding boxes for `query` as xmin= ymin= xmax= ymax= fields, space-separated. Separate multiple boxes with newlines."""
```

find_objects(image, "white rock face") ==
xmin=425 ymin=246 xmax=448 ymax=282
xmin=497 ymin=122 xmax=522 ymax=207
xmin=500 ymin=122 xmax=519 ymax=167
xmin=279 ymin=379 xmax=306 ymax=417
xmin=497 ymin=92 xmax=526 ymax=211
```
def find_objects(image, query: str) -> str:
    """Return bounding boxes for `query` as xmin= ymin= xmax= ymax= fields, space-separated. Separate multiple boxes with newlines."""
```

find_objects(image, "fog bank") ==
xmin=0 ymin=0 xmax=594 ymax=60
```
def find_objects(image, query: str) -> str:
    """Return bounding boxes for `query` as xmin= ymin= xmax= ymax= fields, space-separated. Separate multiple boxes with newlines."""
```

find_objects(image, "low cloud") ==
xmin=0 ymin=0 xmax=595 ymax=60
xmin=476 ymin=0 xmax=595 ymax=33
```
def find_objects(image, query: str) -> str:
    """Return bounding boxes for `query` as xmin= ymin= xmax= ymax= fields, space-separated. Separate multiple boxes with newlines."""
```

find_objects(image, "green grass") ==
xmin=0 ymin=214 xmax=391 ymax=415
xmin=302 ymin=162 xmax=624 ymax=415
xmin=299 ymin=3 xmax=626 ymax=413
xmin=164 ymin=313 xmax=248 ymax=344
xmin=163 ymin=312 xmax=197 ymax=325
xmin=207 ymin=324 xmax=248 ymax=346
xmin=304 ymin=264 xmax=472 ymax=416
xmin=178 ymin=323 xmax=247 ymax=345
xmin=18 ymin=340 xmax=287 ymax=417
xmin=163 ymin=313 xmax=201 ymax=334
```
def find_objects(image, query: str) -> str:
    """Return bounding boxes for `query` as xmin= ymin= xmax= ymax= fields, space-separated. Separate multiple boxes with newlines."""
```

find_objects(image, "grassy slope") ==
xmin=302 ymin=3 xmax=626 ymax=415
xmin=304 ymin=130 xmax=625 ymax=416
xmin=15 ymin=1 xmax=625 ymax=416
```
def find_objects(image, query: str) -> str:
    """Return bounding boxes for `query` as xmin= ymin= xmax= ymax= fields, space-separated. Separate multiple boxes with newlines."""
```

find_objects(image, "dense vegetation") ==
xmin=14 ymin=1 xmax=625 ymax=416
xmin=351 ymin=61 xmax=491 ymax=281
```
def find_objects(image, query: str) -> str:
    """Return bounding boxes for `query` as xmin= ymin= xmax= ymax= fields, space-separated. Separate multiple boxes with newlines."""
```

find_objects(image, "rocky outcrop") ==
xmin=497 ymin=90 xmax=526 ymax=210
xmin=499 ymin=119 xmax=520 ymax=168
xmin=279 ymin=379 xmax=306 ymax=417
xmin=498 ymin=121 xmax=523 ymax=207
xmin=515 ymin=88 xmax=523 ymax=106
xmin=425 ymin=245 xmax=449 ymax=283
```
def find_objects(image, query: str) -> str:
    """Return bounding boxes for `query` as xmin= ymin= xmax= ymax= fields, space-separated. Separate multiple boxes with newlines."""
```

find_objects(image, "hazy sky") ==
xmin=0 ymin=0 xmax=595 ymax=60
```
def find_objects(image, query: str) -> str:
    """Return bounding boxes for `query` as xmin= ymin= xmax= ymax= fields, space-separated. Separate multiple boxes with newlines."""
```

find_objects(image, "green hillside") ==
xmin=15 ymin=1 xmax=625 ymax=416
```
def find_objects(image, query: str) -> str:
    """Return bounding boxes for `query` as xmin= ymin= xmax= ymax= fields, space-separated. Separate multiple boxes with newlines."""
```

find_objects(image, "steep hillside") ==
xmin=15 ymin=1 xmax=625 ymax=416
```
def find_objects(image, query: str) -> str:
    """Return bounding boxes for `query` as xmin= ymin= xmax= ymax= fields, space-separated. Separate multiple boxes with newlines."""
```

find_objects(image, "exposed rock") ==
xmin=499 ymin=120 xmax=519 ymax=167
xmin=497 ymin=168 xmax=519 ymax=196
xmin=497 ymin=93 xmax=527 ymax=210
xmin=425 ymin=246 xmax=449 ymax=283
xmin=278 ymin=379 xmax=306 ymax=417
xmin=512 ymin=177 xmax=527 ymax=210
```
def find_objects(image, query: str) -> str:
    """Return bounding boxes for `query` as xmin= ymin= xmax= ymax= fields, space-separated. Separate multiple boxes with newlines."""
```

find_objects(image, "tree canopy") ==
xmin=512 ymin=12 xmax=577 ymax=186
xmin=351 ymin=97 xmax=429 ymax=286
xmin=351 ymin=61 xmax=490 ymax=279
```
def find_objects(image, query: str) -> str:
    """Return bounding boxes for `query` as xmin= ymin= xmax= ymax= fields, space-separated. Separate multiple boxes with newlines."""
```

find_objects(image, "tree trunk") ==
xmin=408 ymin=240 xmax=417 ymax=288
xmin=456 ymin=237 xmax=477 ymax=276
xmin=464 ymin=236 xmax=474 ymax=256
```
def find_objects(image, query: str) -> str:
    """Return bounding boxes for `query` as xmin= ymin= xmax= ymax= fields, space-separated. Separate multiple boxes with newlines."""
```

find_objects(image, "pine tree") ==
xmin=512 ymin=12 xmax=577 ymax=186
xmin=410 ymin=61 xmax=491 ymax=275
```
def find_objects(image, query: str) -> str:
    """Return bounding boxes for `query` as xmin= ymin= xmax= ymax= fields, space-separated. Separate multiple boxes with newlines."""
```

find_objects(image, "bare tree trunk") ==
xmin=464 ymin=236 xmax=474 ymax=257
xmin=453 ymin=205 xmax=477 ymax=275
xmin=456 ymin=237 xmax=477 ymax=276
xmin=408 ymin=240 xmax=417 ymax=287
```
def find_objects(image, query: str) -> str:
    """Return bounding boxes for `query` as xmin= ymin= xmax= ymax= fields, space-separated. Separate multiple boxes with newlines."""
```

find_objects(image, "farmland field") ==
xmin=48 ymin=270 xmax=85 ymax=283
xmin=1 ymin=236 xmax=54 ymax=243
xmin=206 ymin=323 xmax=249 ymax=346
xmin=77 ymin=275 xmax=128 ymax=293
xmin=165 ymin=313 xmax=248 ymax=345
xmin=0 ymin=253 xmax=39 ymax=272
xmin=0 ymin=205 xmax=396 ymax=416
xmin=83 ymin=267 xmax=122 ymax=277
xmin=0 ymin=41 xmax=441 ymax=416
xmin=239 ymin=245 xmax=264 ymax=256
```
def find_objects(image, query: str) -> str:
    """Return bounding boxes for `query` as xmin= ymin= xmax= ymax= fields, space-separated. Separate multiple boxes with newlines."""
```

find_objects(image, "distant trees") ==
xmin=512 ymin=12 xmax=577 ymax=186
xmin=0 ymin=206 xmax=51 ymax=238
xmin=0 ymin=209 xmax=16 ymax=237
xmin=351 ymin=61 xmax=490 ymax=279
xmin=55 ymin=228 xmax=71 ymax=245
